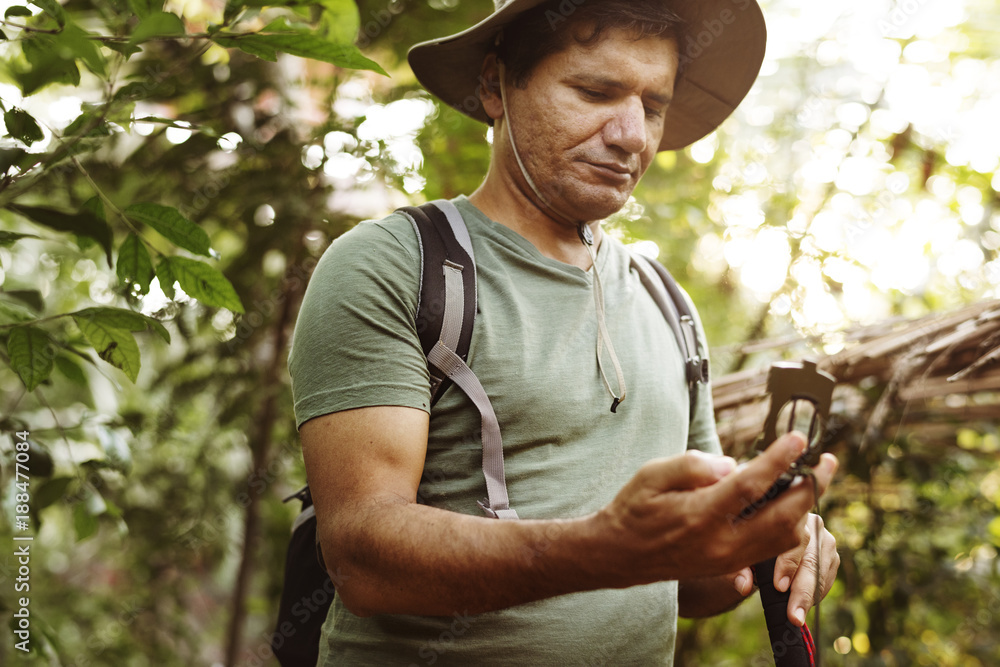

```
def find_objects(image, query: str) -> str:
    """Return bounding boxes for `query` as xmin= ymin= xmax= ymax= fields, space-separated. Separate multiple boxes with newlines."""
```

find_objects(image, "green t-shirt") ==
xmin=288 ymin=196 xmax=721 ymax=666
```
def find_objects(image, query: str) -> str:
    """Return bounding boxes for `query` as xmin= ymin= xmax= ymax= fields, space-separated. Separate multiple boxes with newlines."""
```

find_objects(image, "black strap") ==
xmin=398 ymin=204 xmax=478 ymax=405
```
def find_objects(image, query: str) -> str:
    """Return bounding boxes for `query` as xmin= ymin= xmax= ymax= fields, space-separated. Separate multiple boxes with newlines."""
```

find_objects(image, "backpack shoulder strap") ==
xmin=630 ymin=254 xmax=710 ymax=421
xmin=396 ymin=200 xmax=477 ymax=405
xmin=395 ymin=200 xmax=518 ymax=520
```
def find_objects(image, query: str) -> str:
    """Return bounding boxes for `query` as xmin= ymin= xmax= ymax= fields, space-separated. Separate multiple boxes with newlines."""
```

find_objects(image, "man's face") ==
xmin=501 ymin=27 xmax=679 ymax=222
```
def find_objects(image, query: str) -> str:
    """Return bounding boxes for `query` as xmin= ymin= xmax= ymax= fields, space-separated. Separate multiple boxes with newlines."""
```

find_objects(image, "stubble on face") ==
xmin=503 ymin=28 xmax=680 ymax=224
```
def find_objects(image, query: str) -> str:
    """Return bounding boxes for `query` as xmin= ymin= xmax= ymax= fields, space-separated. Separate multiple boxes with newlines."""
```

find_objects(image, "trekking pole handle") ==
xmin=741 ymin=360 xmax=836 ymax=667
xmin=740 ymin=474 xmax=816 ymax=667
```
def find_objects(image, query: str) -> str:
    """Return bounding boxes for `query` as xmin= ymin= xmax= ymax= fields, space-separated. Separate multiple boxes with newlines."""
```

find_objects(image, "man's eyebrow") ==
xmin=567 ymin=74 xmax=673 ymax=105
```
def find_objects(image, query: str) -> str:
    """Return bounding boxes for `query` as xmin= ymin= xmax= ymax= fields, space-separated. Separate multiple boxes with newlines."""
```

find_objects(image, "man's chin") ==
xmin=558 ymin=190 xmax=632 ymax=223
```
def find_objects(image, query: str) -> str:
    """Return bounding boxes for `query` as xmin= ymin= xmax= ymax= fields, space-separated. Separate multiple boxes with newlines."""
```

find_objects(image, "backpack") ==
xmin=270 ymin=199 xmax=709 ymax=665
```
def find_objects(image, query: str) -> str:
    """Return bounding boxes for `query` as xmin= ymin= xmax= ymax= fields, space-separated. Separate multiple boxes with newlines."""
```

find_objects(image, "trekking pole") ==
xmin=737 ymin=361 xmax=836 ymax=667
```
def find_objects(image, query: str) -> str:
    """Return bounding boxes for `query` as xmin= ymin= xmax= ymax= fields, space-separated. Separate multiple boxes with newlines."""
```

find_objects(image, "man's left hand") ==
xmin=729 ymin=514 xmax=840 ymax=626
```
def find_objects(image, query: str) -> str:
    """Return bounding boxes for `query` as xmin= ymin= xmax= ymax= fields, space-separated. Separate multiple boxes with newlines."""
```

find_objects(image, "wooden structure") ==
xmin=712 ymin=299 xmax=1000 ymax=457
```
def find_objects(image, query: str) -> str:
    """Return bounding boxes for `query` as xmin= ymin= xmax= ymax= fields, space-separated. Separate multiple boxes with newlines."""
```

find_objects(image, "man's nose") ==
xmin=604 ymin=97 xmax=648 ymax=155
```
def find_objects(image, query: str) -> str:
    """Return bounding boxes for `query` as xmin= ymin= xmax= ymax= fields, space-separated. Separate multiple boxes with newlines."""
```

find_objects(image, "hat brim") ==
xmin=407 ymin=0 xmax=766 ymax=151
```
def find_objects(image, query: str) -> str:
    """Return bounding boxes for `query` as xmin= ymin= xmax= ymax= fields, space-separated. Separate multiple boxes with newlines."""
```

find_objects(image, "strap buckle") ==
xmin=477 ymin=499 xmax=519 ymax=520
xmin=282 ymin=484 xmax=312 ymax=506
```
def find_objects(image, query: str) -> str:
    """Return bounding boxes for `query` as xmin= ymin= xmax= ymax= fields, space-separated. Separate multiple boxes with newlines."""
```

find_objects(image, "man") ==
xmin=288 ymin=0 xmax=840 ymax=664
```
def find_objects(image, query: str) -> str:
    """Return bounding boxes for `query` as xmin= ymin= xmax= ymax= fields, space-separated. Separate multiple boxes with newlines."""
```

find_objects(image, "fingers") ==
xmin=635 ymin=450 xmax=737 ymax=493
xmin=731 ymin=566 xmax=755 ymax=597
xmin=710 ymin=432 xmax=808 ymax=517
xmin=811 ymin=452 xmax=839 ymax=495
xmin=782 ymin=515 xmax=841 ymax=626
xmin=773 ymin=523 xmax=810 ymax=593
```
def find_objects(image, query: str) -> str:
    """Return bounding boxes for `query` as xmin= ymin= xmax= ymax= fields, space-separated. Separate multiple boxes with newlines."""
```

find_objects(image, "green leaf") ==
xmin=73 ymin=316 xmax=142 ymax=381
xmin=58 ymin=22 xmax=107 ymax=78
xmin=26 ymin=439 xmax=54 ymax=477
xmin=155 ymin=257 xmax=177 ymax=299
xmin=55 ymin=355 xmax=88 ymax=387
xmin=34 ymin=477 xmax=74 ymax=510
xmin=64 ymin=111 xmax=112 ymax=139
xmin=7 ymin=325 xmax=54 ymax=391
xmin=317 ymin=0 xmax=359 ymax=45
xmin=19 ymin=34 xmax=79 ymax=95
xmin=124 ymin=203 xmax=211 ymax=257
xmin=106 ymin=101 xmax=136 ymax=126
xmin=72 ymin=306 xmax=170 ymax=343
xmin=73 ymin=502 xmax=99 ymax=541
xmin=4 ymin=290 xmax=44 ymax=311
xmin=103 ymin=40 xmax=142 ymax=58
xmin=116 ymin=233 xmax=155 ymax=296
xmin=213 ymin=27 xmax=386 ymax=75
xmin=160 ymin=256 xmax=244 ymax=312
xmin=129 ymin=11 xmax=187 ymax=44
xmin=215 ymin=34 xmax=277 ymax=61
xmin=8 ymin=203 xmax=113 ymax=265
xmin=29 ymin=0 xmax=65 ymax=26
xmin=0 ymin=299 xmax=35 ymax=325
xmin=0 ymin=230 xmax=40 ymax=247
xmin=114 ymin=81 xmax=157 ymax=103
xmin=5 ymin=6 xmax=32 ymax=18
xmin=223 ymin=0 xmax=245 ymax=23
xmin=82 ymin=195 xmax=105 ymax=220
xmin=4 ymin=108 xmax=44 ymax=146
xmin=127 ymin=0 xmax=154 ymax=19
xmin=14 ymin=20 xmax=107 ymax=94
xmin=0 ymin=148 xmax=27 ymax=174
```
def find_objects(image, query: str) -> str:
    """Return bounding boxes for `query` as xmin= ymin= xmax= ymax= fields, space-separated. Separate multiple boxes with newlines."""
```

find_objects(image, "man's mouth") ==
xmin=585 ymin=161 xmax=635 ymax=181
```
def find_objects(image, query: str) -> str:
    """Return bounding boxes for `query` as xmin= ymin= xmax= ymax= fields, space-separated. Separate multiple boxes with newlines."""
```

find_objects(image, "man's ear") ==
xmin=478 ymin=53 xmax=504 ymax=123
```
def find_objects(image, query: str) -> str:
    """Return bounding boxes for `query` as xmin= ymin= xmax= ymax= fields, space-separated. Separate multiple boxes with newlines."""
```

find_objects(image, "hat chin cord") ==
xmin=497 ymin=60 xmax=627 ymax=413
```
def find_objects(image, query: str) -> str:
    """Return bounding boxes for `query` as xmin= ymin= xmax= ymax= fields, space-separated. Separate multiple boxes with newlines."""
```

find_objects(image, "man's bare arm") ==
xmin=301 ymin=406 xmax=836 ymax=617
xmin=677 ymin=574 xmax=752 ymax=618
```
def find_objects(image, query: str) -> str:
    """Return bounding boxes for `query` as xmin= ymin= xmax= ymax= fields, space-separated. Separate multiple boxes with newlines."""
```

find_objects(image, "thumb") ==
xmin=636 ymin=450 xmax=736 ymax=493
xmin=732 ymin=567 xmax=755 ymax=597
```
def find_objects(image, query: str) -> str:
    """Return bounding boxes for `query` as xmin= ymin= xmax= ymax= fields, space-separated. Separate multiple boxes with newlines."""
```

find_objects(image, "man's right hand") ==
xmin=588 ymin=433 xmax=837 ymax=587
xmin=304 ymin=405 xmax=836 ymax=617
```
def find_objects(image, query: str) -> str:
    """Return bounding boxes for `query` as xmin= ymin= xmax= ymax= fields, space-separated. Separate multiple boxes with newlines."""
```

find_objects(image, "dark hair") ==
xmin=496 ymin=0 xmax=687 ymax=89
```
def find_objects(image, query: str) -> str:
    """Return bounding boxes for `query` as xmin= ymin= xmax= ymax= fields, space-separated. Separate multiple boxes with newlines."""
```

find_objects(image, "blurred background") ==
xmin=0 ymin=0 xmax=998 ymax=664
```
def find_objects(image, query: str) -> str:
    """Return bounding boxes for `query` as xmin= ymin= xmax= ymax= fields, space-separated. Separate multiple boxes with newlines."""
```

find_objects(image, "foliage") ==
xmin=0 ymin=0 xmax=997 ymax=664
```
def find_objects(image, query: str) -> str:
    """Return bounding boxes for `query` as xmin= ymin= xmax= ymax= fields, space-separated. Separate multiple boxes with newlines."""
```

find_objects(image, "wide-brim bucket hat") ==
xmin=408 ymin=0 xmax=766 ymax=152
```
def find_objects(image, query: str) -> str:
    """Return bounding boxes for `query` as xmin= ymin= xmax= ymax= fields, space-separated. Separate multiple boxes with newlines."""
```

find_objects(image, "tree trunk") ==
xmin=224 ymin=263 xmax=303 ymax=667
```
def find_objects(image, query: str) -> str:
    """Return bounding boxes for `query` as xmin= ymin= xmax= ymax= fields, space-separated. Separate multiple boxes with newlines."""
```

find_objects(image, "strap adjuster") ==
xmin=282 ymin=485 xmax=312 ymax=505
xmin=686 ymin=357 xmax=709 ymax=384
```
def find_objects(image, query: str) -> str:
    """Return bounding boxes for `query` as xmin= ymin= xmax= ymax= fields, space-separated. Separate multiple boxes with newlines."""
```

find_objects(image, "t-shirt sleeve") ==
xmin=681 ymin=291 xmax=723 ymax=456
xmin=287 ymin=216 xmax=432 ymax=429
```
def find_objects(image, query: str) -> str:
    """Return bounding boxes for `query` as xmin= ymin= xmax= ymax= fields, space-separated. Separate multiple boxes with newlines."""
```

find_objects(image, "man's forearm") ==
xmin=677 ymin=574 xmax=751 ymax=618
xmin=326 ymin=498 xmax=621 ymax=617
xmin=319 ymin=436 xmax=835 ymax=619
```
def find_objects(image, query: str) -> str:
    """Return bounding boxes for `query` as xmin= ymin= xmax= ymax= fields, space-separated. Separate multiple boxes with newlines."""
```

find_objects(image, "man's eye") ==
xmin=645 ymin=107 xmax=665 ymax=119
xmin=580 ymin=89 xmax=606 ymax=101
